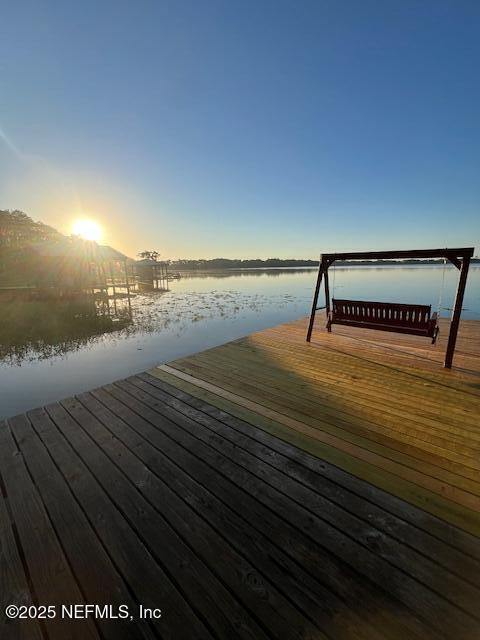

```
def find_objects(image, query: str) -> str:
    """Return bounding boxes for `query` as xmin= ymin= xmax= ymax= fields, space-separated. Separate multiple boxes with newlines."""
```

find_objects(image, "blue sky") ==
xmin=1 ymin=1 xmax=479 ymax=258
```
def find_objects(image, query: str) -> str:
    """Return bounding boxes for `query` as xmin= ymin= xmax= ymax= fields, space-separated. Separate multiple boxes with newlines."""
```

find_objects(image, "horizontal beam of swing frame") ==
xmin=320 ymin=247 xmax=473 ymax=267
xmin=306 ymin=247 xmax=475 ymax=369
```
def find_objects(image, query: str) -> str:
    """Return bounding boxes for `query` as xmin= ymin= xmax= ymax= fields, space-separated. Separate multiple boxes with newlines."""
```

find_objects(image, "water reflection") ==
xmin=0 ymin=296 xmax=133 ymax=365
xmin=0 ymin=282 xmax=301 ymax=365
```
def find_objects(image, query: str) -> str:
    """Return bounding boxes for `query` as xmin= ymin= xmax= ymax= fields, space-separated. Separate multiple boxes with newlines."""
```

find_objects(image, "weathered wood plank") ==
xmin=0 ymin=435 xmax=43 ymax=640
xmin=2 ymin=417 xmax=100 ymax=640
xmin=57 ymin=395 xmax=275 ymax=640
xmin=34 ymin=403 xmax=212 ymax=640
xmin=12 ymin=409 xmax=156 ymax=640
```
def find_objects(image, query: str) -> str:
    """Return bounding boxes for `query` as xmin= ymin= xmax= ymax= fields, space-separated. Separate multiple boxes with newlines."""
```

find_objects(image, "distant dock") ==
xmin=1 ymin=317 xmax=479 ymax=639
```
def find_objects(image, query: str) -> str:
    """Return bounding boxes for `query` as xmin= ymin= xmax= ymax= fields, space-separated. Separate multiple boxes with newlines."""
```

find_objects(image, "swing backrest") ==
xmin=332 ymin=299 xmax=433 ymax=329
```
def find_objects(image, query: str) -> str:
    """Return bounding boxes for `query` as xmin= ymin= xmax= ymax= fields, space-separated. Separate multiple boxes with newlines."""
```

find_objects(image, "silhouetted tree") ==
xmin=0 ymin=210 xmax=62 ymax=276
xmin=0 ymin=209 xmax=61 ymax=248
xmin=137 ymin=250 xmax=160 ymax=261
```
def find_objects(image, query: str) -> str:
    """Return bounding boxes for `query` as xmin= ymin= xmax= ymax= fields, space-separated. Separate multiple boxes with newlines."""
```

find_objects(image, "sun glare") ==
xmin=72 ymin=219 xmax=102 ymax=242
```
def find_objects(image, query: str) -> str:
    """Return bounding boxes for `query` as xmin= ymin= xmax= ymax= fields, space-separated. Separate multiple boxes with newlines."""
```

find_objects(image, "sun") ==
xmin=72 ymin=219 xmax=102 ymax=242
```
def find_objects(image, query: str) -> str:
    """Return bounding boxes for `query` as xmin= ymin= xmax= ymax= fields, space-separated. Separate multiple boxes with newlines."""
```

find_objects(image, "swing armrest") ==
xmin=326 ymin=310 xmax=333 ymax=332
xmin=430 ymin=312 xmax=438 ymax=328
xmin=429 ymin=313 xmax=439 ymax=344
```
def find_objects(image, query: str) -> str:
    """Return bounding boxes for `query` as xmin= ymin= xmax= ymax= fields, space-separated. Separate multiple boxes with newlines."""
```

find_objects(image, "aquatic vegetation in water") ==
xmin=0 ymin=286 xmax=304 ymax=365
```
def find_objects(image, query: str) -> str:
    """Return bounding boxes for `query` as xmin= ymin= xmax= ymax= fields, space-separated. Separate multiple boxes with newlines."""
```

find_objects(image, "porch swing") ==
xmin=325 ymin=257 xmax=441 ymax=342
xmin=306 ymin=248 xmax=474 ymax=369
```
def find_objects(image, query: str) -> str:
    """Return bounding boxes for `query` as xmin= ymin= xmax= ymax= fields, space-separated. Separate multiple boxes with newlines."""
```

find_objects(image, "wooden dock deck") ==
xmin=1 ymin=317 xmax=480 ymax=639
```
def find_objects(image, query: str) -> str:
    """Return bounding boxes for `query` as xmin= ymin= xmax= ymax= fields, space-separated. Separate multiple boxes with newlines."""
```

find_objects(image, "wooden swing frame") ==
xmin=306 ymin=247 xmax=474 ymax=369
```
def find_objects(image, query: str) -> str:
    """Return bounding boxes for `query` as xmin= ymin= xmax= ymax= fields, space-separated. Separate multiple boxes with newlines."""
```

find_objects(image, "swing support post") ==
xmin=444 ymin=254 xmax=471 ymax=369
xmin=324 ymin=267 xmax=331 ymax=317
xmin=306 ymin=255 xmax=326 ymax=341
xmin=307 ymin=254 xmax=333 ymax=341
xmin=306 ymin=247 xmax=475 ymax=369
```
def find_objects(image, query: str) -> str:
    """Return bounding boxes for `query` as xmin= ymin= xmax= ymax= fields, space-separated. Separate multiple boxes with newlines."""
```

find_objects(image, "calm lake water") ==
xmin=1 ymin=265 xmax=479 ymax=419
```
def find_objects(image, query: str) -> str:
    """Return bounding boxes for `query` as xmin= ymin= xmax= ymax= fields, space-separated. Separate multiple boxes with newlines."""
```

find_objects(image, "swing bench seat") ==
xmin=327 ymin=299 xmax=439 ymax=344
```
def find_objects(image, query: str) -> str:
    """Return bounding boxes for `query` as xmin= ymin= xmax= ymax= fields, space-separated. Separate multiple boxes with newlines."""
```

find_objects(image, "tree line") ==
xmin=168 ymin=258 xmax=319 ymax=270
xmin=167 ymin=257 xmax=479 ymax=270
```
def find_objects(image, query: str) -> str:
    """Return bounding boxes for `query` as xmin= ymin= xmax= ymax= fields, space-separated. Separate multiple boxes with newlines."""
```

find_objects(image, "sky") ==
xmin=1 ymin=1 xmax=479 ymax=259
